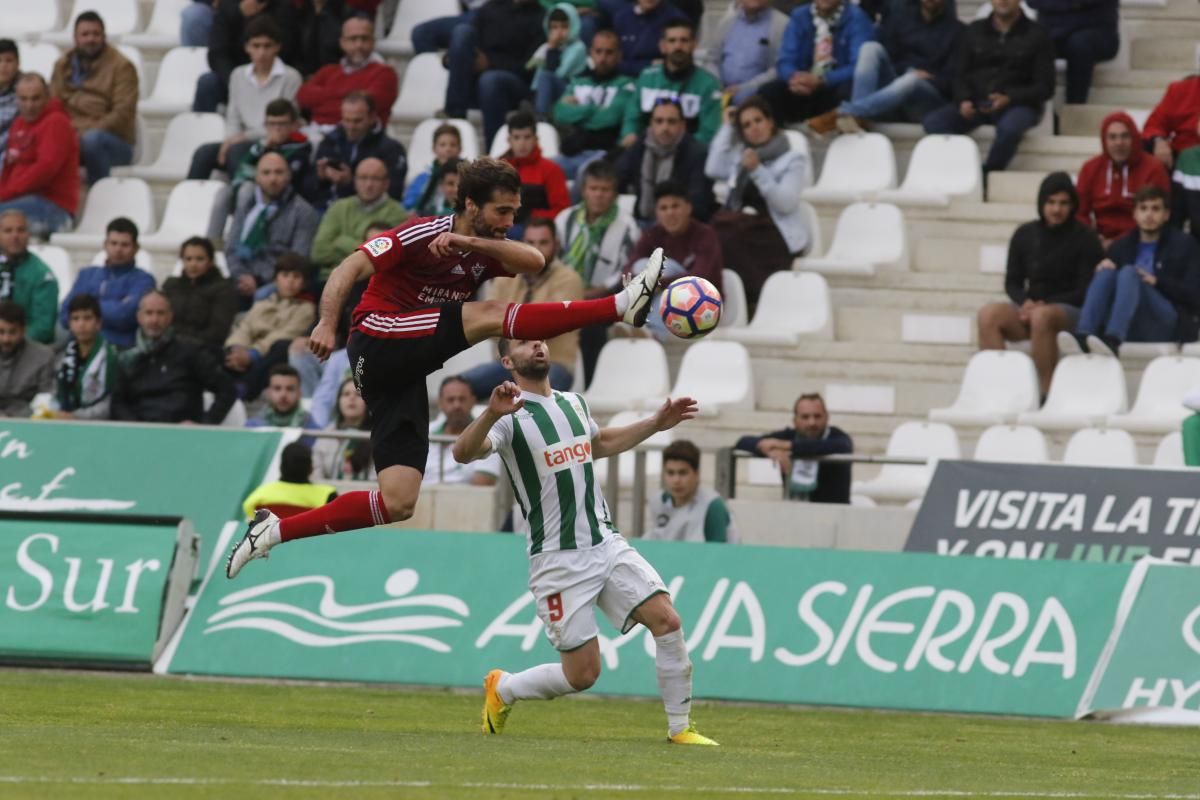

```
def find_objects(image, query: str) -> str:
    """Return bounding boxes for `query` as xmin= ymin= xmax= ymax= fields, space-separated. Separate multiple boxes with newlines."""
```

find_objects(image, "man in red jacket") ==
xmin=296 ymin=16 xmax=398 ymax=127
xmin=0 ymin=75 xmax=79 ymax=237
xmin=500 ymin=110 xmax=569 ymax=240
xmin=1077 ymin=111 xmax=1170 ymax=248
xmin=1143 ymin=75 xmax=1200 ymax=171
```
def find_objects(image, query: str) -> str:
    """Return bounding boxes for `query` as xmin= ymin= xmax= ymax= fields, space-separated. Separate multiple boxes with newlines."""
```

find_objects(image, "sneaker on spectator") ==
xmin=1086 ymin=334 xmax=1121 ymax=358
xmin=1056 ymin=330 xmax=1087 ymax=355
xmin=806 ymin=110 xmax=839 ymax=136
xmin=835 ymin=113 xmax=866 ymax=134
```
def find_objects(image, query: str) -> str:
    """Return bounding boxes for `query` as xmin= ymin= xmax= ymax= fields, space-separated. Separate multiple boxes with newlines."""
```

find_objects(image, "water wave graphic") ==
xmin=207 ymin=602 xmax=464 ymax=633
xmin=204 ymin=618 xmax=454 ymax=651
xmin=0 ymin=498 xmax=136 ymax=511
xmin=218 ymin=573 xmax=469 ymax=617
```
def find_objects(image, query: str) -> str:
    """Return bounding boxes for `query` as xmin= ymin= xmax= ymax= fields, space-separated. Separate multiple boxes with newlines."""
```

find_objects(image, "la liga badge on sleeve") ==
xmin=364 ymin=236 xmax=393 ymax=257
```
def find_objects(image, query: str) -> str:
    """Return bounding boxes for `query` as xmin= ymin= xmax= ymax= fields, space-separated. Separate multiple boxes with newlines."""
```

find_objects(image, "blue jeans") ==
xmin=412 ymin=12 xmax=474 ymax=54
xmin=80 ymin=129 xmax=133 ymax=185
xmin=1078 ymin=264 xmax=1179 ymax=342
xmin=922 ymin=102 xmax=1040 ymax=172
xmin=555 ymin=150 xmax=607 ymax=202
xmin=0 ymin=195 xmax=72 ymax=237
xmin=840 ymin=42 xmax=945 ymax=122
xmin=192 ymin=70 xmax=227 ymax=113
xmin=535 ymin=71 xmax=568 ymax=118
xmin=180 ymin=1 xmax=214 ymax=47
xmin=461 ymin=360 xmax=572 ymax=399
xmin=443 ymin=21 xmax=481 ymax=117
xmin=480 ymin=70 xmax=531 ymax=148
xmin=1056 ymin=27 xmax=1120 ymax=104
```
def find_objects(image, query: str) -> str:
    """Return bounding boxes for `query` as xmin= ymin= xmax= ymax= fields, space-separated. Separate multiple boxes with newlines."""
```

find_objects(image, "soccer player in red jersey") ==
xmin=227 ymin=157 xmax=664 ymax=578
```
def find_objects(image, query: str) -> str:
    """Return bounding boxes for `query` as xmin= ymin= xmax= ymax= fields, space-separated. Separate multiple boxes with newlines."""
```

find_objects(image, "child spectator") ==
xmin=645 ymin=439 xmax=736 ymax=543
xmin=403 ymin=124 xmax=462 ymax=213
xmin=529 ymin=5 xmax=588 ymax=118
xmin=52 ymin=293 xmax=117 ymax=420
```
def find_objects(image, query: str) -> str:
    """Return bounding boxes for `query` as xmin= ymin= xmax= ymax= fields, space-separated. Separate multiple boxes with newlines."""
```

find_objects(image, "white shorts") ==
xmin=527 ymin=535 xmax=668 ymax=652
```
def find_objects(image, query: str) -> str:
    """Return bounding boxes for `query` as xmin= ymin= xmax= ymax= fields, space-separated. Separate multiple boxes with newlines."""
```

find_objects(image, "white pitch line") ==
xmin=0 ymin=777 xmax=1195 ymax=798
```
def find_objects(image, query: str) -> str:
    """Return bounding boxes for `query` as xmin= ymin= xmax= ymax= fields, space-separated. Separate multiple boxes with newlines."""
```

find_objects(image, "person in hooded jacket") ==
xmin=530 ymin=5 xmax=589 ymax=118
xmin=1076 ymin=111 xmax=1170 ymax=249
xmin=976 ymin=171 xmax=1103 ymax=396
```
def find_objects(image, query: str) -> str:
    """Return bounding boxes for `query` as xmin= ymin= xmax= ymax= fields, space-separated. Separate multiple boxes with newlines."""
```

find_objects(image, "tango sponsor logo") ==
xmin=539 ymin=438 xmax=592 ymax=474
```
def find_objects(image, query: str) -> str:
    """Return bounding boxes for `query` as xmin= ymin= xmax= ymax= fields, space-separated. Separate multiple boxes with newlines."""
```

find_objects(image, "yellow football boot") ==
xmin=481 ymin=669 xmax=512 ymax=735
xmin=668 ymin=724 xmax=719 ymax=746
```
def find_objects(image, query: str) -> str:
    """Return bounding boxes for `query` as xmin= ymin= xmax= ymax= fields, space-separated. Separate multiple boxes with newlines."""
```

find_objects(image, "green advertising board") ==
xmin=0 ymin=420 xmax=282 ymax=571
xmin=165 ymin=530 xmax=1131 ymax=717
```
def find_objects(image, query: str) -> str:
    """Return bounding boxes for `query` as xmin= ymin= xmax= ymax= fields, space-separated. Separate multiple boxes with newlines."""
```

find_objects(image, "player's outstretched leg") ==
xmin=634 ymin=595 xmax=719 ymax=746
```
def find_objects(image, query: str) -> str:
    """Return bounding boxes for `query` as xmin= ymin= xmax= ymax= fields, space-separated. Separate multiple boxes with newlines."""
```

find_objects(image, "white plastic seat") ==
xmin=599 ymin=410 xmax=667 ymax=489
xmin=853 ymin=421 xmax=961 ymax=502
xmin=973 ymin=425 xmax=1049 ymax=464
xmin=489 ymin=123 xmax=561 ymax=159
xmin=1107 ymin=356 xmax=1200 ymax=434
xmin=1062 ymin=427 xmax=1138 ymax=467
xmin=50 ymin=177 xmax=156 ymax=250
xmin=1154 ymin=431 xmax=1185 ymax=468
xmin=803 ymin=133 xmax=896 ymax=204
xmin=42 ymin=0 xmax=140 ymax=45
xmin=0 ymin=1 xmax=61 ymax=37
xmin=139 ymin=181 xmax=228 ymax=273
xmin=719 ymin=269 xmax=748 ymax=329
xmin=391 ymin=53 xmax=448 ymax=124
xmin=115 ymin=44 xmax=145 ymax=98
xmin=877 ymin=135 xmax=982 ymax=206
xmin=1017 ymin=354 xmax=1128 ymax=430
xmin=378 ymin=0 xmax=459 ymax=57
xmin=28 ymin=244 xmax=74 ymax=305
xmin=137 ymin=47 xmax=209 ymax=115
xmin=584 ymin=339 xmax=670 ymax=414
xmin=404 ymin=118 xmax=480 ymax=180
xmin=17 ymin=42 xmax=62 ymax=80
xmin=425 ymin=339 xmax=494 ymax=402
xmin=783 ymin=129 xmax=814 ymax=185
xmin=798 ymin=200 xmax=821 ymax=257
xmin=645 ymin=340 xmax=753 ymax=417
xmin=617 ymin=194 xmax=636 ymax=216
xmin=929 ymin=350 xmax=1040 ymax=425
xmin=113 ymin=112 xmax=224 ymax=180
xmin=718 ymin=271 xmax=832 ymax=345
xmin=793 ymin=202 xmax=909 ymax=275
xmin=122 ymin=0 xmax=189 ymax=49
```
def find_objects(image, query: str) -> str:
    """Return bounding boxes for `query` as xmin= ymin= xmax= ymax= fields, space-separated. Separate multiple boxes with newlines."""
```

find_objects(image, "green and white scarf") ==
xmin=562 ymin=203 xmax=618 ymax=284
xmin=812 ymin=4 xmax=844 ymax=78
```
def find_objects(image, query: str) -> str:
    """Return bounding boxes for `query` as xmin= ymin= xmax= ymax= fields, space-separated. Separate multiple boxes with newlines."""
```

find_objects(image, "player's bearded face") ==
xmin=471 ymin=191 xmax=519 ymax=239
xmin=510 ymin=342 xmax=551 ymax=380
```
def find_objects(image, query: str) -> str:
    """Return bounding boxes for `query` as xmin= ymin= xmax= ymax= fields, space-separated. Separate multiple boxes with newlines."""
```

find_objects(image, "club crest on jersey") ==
xmin=471 ymin=263 xmax=486 ymax=280
xmin=363 ymin=236 xmax=393 ymax=257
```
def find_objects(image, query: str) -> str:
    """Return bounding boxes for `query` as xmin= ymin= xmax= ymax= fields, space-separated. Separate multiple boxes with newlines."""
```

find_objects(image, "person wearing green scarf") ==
xmin=246 ymin=363 xmax=314 ymax=429
xmin=53 ymin=293 xmax=117 ymax=420
xmin=556 ymin=159 xmax=640 ymax=293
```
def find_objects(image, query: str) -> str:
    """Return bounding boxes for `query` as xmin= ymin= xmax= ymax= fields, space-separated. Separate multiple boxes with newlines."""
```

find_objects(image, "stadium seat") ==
xmin=0 ymin=1 xmax=60 ymax=38
xmin=1107 ymin=356 xmax=1200 ymax=434
xmin=1154 ymin=431 xmax=1185 ymax=468
xmin=649 ymin=340 xmax=754 ymax=417
xmin=205 ymin=392 xmax=248 ymax=427
xmin=584 ymin=338 xmax=670 ymax=414
xmin=803 ymin=133 xmax=896 ymax=204
xmin=798 ymin=200 xmax=822 ymax=257
xmin=929 ymin=350 xmax=1040 ymax=425
xmin=793 ymin=202 xmax=909 ymax=275
xmin=378 ymin=0 xmax=459 ymax=57
xmin=42 ymin=0 xmax=140 ymax=45
xmin=979 ymin=243 xmax=1007 ymax=274
xmin=1017 ymin=355 xmax=1128 ymax=430
xmin=29 ymin=244 xmax=75 ymax=305
xmin=391 ymin=53 xmax=448 ymax=124
xmin=404 ymin=118 xmax=480 ymax=181
xmin=139 ymin=181 xmax=228 ymax=273
xmin=852 ymin=421 xmax=961 ymax=502
xmin=113 ymin=44 xmax=146 ymax=99
xmin=123 ymin=0 xmax=189 ymax=49
xmin=972 ymin=424 xmax=1050 ymax=464
xmin=876 ymin=135 xmax=983 ymax=206
xmin=131 ymin=114 xmax=149 ymax=166
xmin=717 ymin=271 xmax=832 ymax=345
xmin=113 ymin=112 xmax=224 ymax=181
xmin=170 ymin=250 xmax=230 ymax=278
xmin=50 ymin=177 xmax=156 ymax=250
xmin=489 ymin=123 xmax=561 ymax=159
xmin=138 ymin=47 xmax=210 ymax=115
xmin=1062 ymin=427 xmax=1138 ymax=467
xmin=719 ymin=269 xmax=748 ymax=329
xmin=18 ymin=42 xmax=62 ymax=80
xmin=783 ymin=129 xmax=814 ymax=186
xmin=425 ymin=339 xmax=494 ymax=402
xmin=598 ymin=410 xmax=668 ymax=489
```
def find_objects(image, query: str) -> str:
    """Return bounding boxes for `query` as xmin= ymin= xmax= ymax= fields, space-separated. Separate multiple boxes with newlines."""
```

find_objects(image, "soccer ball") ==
xmin=659 ymin=276 xmax=722 ymax=339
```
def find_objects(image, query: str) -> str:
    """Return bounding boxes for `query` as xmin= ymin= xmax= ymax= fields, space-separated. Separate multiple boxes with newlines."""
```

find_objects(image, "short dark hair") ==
xmin=1134 ymin=184 xmax=1169 ymax=207
xmin=433 ymin=123 xmax=461 ymax=146
xmin=179 ymin=236 xmax=214 ymax=260
xmin=497 ymin=338 xmax=511 ymax=358
xmin=548 ymin=8 xmax=570 ymax=25
xmin=662 ymin=18 xmax=696 ymax=38
xmin=0 ymin=39 xmax=17 ymax=59
xmin=265 ymin=98 xmax=298 ymax=120
xmin=67 ymin=293 xmax=102 ymax=318
xmin=74 ymin=11 xmax=104 ymax=30
xmin=243 ymin=14 xmax=282 ymax=43
xmin=794 ymin=392 xmax=827 ymax=414
xmin=268 ymin=363 xmax=301 ymax=383
xmin=649 ymin=97 xmax=684 ymax=119
xmin=106 ymin=217 xmax=139 ymax=243
xmin=343 ymin=90 xmax=376 ymax=115
xmin=274 ymin=252 xmax=309 ymax=277
xmin=439 ymin=375 xmax=473 ymax=396
xmin=653 ymin=180 xmax=688 ymax=203
xmin=524 ymin=218 xmax=556 ymax=238
xmin=455 ymin=157 xmax=522 ymax=213
xmin=663 ymin=440 xmax=700 ymax=472
xmin=440 ymin=156 xmax=463 ymax=179
xmin=279 ymin=442 xmax=313 ymax=483
xmin=0 ymin=300 xmax=26 ymax=327
xmin=582 ymin=158 xmax=618 ymax=188
xmin=506 ymin=110 xmax=537 ymax=135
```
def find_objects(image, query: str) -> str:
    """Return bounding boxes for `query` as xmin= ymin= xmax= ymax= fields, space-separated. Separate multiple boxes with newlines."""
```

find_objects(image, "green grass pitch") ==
xmin=2 ymin=668 xmax=1198 ymax=799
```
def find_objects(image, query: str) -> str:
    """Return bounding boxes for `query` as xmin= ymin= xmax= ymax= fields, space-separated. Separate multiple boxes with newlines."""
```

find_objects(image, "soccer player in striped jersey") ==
xmin=226 ymin=158 xmax=665 ymax=579
xmin=452 ymin=337 xmax=718 ymax=746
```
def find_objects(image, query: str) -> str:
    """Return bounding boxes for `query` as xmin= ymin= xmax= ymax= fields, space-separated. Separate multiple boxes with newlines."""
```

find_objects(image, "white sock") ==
xmin=265 ymin=521 xmax=281 ymax=547
xmin=654 ymin=629 xmax=693 ymax=736
xmin=498 ymin=663 xmax=577 ymax=704
xmin=614 ymin=289 xmax=630 ymax=315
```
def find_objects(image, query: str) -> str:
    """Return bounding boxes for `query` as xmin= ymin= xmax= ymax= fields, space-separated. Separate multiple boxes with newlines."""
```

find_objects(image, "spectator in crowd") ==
xmin=613 ymin=0 xmax=689 ymax=77
xmin=111 ymin=291 xmax=237 ymax=424
xmin=51 ymin=293 xmax=117 ymax=420
xmin=404 ymin=125 xmax=462 ymax=214
xmin=424 ymin=375 xmax=500 ymax=486
xmin=306 ymin=92 xmax=407 ymax=212
xmin=1183 ymin=390 xmax=1200 ymax=466
xmin=246 ymin=363 xmax=313 ymax=427
xmin=295 ymin=17 xmax=398 ymax=127
xmin=194 ymin=0 xmax=282 ymax=113
xmin=442 ymin=0 xmax=545 ymax=146
xmin=413 ymin=157 xmax=463 ymax=217
xmin=60 ymin=218 xmax=157 ymax=349
xmin=412 ymin=0 xmax=490 ymax=55
xmin=756 ymin=0 xmax=875 ymax=131
xmin=312 ymin=376 xmax=375 ymax=480
xmin=1143 ymin=74 xmax=1200 ymax=173
xmin=242 ymin=441 xmax=337 ymax=520
xmin=311 ymin=156 xmax=407 ymax=279
xmin=1173 ymin=146 xmax=1200 ymax=244
xmin=834 ymin=0 xmax=962 ymax=132
xmin=735 ymin=392 xmax=852 ymax=504
xmin=698 ymin=0 xmax=789 ymax=107
xmin=705 ymin=95 xmax=809 ymax=306
xmin=1026 ymin=0 xmax=1118 ymax=105
xmin=0 ymin=210 xmax=57 ymax=344
xmin=530 ymin=5 xmax=589 ymax=118
xmin=227 ymin=152 xmax=319 ymax=301
xmin=223 ymin=99 xmax=314 ymax=203
xmin=615 ymin=98 xmax=713 ymax=224
xmin=0 ymin=300 xmax=53 ymax=417
xmin=0 ymin=39 xmax=19 ymax=164
xmin=162 ymin=237 xmax=238 ymax=354
xmin=1064 ymin=185 xmax=1200 ymax=359
xmin=922 ymin=0 xmax=1054 ymax=174
xmin=182 ymin=0 xmax=217 ymax=48
xmin=622 ymin=19 xmax=721 ymax=147
xmin=463 ymin=220 xmax=583 ymax=396
xmin=1076 ymin=112 xmax=1170 ymax=249
xmin=976 ymin=172 xmax=1102 ymax=396
xmin=225 ymin=253 xmax=317 ymax=398
xmin=283 ymin=0 xmax=349 ymax=78
xmin=645 ymin=439 xmax=736 ymax=542
xmin=0 ymin=75 xmax=80 ymax=237
xmin=49 ymin=11 xmax=139 ymax=185
xmin=501 ymin=110 xmax=570 ymax=236
xmin=551 ymin=30 xmax=636 ymax=192
xmin=187 ymin=16 xmax=302 ymax=182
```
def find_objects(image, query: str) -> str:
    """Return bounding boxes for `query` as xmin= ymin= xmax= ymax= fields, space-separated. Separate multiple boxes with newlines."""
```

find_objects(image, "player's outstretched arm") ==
xmin=430 ymin=232 xmax=545 ymax=275
xmin=309 ymin=251 xmax=375 ymax=361
xmin=452 ymin=381 xmax=526 ymax=464
xmin=592 ymin=396 xmax=698 ymax=459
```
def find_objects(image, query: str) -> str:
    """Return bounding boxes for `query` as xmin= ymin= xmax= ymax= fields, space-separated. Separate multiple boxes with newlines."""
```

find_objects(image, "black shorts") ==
xmin=348 ymin=303 xmax=470 ymax=473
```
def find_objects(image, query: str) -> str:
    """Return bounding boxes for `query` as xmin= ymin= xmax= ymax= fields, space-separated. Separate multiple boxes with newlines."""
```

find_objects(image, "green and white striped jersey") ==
xmin=487 ymin=390 xmax=618 ymax=556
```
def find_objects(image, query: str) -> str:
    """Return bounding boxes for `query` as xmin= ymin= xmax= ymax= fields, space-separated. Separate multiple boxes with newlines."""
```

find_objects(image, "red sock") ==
xmin=502 ymin=297 xmax=619 ymax=340
xmin=279 ymin=490 xmax=390 ymax=542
